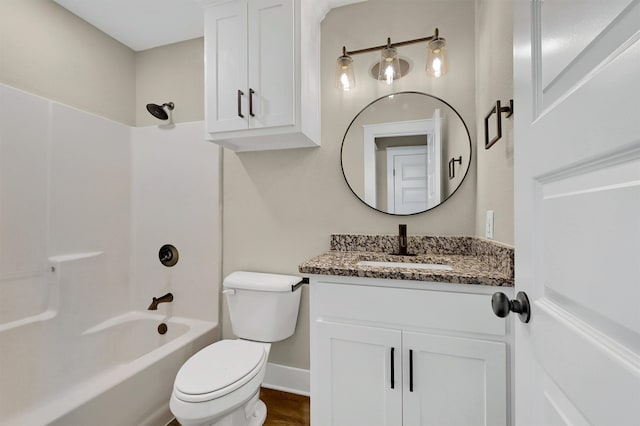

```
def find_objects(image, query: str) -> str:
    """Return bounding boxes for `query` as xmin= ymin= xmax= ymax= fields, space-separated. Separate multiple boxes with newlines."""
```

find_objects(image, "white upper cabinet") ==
xmin=203 ymin=0 xmax=321 ymax=151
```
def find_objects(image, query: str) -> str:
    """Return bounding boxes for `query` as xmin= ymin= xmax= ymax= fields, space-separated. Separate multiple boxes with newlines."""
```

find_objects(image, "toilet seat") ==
xmin=173 ymin=340 xmax=266 ymax=403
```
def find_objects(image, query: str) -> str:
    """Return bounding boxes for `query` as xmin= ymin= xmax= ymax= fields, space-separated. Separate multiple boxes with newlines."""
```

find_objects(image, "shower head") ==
xmin=146 ymin=102 xmax=174 ymax=120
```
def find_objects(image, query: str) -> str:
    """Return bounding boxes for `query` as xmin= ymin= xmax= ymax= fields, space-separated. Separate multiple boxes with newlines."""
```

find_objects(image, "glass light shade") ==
xmin=335 ymin=55 xmax=356 ymax=91
xmin=377 ymin=47 xmax=401 ymax=85
xmin=426 ymin=38 xmax=448 ymax=78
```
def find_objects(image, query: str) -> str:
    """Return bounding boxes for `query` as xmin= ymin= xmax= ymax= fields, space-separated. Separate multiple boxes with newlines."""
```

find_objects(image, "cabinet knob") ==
xmin=491 ymin=291 xmax=531 ymax=323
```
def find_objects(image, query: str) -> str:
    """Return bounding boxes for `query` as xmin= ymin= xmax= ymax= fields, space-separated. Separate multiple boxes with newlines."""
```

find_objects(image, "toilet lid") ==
xmin=175 ymin=340 xmax=265 ymax=397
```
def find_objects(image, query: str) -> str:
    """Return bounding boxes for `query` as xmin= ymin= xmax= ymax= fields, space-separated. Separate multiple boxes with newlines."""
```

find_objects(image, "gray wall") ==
xmin=222 ymin=0 xmax=477 ymax=370
xmin=135 ymin=38 xmax=205 ymax=126
xmin=0 ymin=0 xmax=205 ymax=128
xmin=0 ymin=0 xmax=136 ymax=125
xmin=474 ymin=0 xmax=514 ymax=244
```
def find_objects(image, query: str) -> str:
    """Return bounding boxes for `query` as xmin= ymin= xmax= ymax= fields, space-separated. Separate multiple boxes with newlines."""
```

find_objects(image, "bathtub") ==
xmin=0 ymin=311 xmax=216 ymax=426
xmin=0 ymin=253 xmax=217 ymax=426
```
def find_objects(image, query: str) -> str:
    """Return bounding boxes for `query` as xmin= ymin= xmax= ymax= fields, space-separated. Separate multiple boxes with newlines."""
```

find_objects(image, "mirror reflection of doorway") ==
xmin=364 ymin=109 xmax=442 ymax=213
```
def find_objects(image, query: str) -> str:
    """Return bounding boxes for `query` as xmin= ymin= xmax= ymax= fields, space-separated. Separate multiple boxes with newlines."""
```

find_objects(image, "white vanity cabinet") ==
xmin=310 ymin=276 xmax=513 ymax=426
xmin=203 ymin=0 xmax=321 ymax=151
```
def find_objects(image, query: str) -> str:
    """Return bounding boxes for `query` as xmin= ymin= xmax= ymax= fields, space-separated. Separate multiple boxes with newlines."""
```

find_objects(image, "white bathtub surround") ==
xmin=0 ymin=84 xmax=221 ymax=426
xmin=0 ymin=84 xmax=131 ymax=328
xmin=131 ymin=122 xmax=221 ymax=323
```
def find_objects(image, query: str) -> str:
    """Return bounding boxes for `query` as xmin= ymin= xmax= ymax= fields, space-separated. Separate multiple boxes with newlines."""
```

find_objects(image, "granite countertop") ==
xmin=299 ymin=234 xmax=514 ymax=287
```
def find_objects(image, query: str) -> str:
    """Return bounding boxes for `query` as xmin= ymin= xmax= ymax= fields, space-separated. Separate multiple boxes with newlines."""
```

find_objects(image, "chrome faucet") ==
xmin=398 ymin=224 xmax=408 ymax=255
xmin=148 ymin=292 xmax=173 ymax=310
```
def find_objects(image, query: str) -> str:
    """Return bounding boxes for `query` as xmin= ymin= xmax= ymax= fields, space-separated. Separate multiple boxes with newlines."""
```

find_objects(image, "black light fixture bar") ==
xmin=336 ymin=28 xmax=447 ymax=90
xmin=344 ymin=28 xmax=441 ymax=56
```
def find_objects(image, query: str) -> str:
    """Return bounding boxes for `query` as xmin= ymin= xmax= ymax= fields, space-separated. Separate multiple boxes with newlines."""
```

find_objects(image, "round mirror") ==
xmin=340 ymin=91 xmax=472 ymax=215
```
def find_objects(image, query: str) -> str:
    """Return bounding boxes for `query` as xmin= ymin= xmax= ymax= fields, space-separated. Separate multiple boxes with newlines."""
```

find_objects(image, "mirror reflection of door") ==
xmin=386 ymin=145 xmax=428 ymax=214
xmin=363 ymin=109 xmax=441 ymax=212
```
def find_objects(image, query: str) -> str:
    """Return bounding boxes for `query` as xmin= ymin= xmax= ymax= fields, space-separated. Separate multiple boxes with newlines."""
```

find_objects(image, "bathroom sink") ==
xmin=356 ymin=260 xmax=453 ymax=271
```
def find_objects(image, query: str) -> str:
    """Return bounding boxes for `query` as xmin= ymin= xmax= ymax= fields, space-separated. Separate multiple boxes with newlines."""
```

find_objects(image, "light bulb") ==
xmin=340 ymin=72 xmax=351 ymax=90
xmin=432 ymin=58 xmax=442 ymax=77
xmin=384 ymin=65 xmax=394 ymax=85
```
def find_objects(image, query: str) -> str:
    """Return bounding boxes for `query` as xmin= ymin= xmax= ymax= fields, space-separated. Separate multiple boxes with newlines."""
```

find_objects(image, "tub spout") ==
xmin=148 ymin=292 xmax=173 ymax=310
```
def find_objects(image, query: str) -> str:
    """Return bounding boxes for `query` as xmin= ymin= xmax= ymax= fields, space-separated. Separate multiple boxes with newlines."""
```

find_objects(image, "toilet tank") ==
xmin=223 ymin=271 xmax=303 ymax=342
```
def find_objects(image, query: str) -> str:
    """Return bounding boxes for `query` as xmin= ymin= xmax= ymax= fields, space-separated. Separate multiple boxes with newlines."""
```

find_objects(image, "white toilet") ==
xmin=170 ymin=271 xmax=303 ymax=426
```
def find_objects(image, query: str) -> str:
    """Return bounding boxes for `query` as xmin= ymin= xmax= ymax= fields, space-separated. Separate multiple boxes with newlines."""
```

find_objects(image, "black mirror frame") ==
xmin=340 ymin=91 xmax=473 ymax=216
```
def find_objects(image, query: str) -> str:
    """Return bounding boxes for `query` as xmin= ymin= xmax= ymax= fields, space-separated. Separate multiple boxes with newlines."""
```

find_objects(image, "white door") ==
xmin=313 ymin=321 xmax=402 ymax=426
xmin=514 ymin=1 xmax=640 ymax=425
xmin=204 ymin=1 xmax=248 ymax=133
xmin=247 ymin=0 xmax=295 ymax=129
xmin=402 ymin=332 xmax=507 ymax=426
xmin=387 ymin=146 xmax=429 ymax=214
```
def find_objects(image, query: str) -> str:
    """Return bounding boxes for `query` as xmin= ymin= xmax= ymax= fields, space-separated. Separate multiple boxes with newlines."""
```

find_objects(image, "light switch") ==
xmin=486 ymin=210 xmax=494 ymax=239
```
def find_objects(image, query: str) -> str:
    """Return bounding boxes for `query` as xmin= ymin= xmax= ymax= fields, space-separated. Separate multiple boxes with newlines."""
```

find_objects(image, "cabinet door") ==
xmin=403 ymin=332 xmax=507 ymax=426
xmin=314 ymin=320 xmax=402 ymax=426
xmin=205 ymin=1 xmax=248 ymax=133
xmin=247 ymin=0 xmax=295 ymax=129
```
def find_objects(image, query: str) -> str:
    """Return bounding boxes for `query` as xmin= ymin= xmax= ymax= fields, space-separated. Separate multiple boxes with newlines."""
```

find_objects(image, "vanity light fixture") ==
xmin=336 ymin=28 xmax=448 ymax=91
xmin=335 ymin=46 xmax=356 ymax=91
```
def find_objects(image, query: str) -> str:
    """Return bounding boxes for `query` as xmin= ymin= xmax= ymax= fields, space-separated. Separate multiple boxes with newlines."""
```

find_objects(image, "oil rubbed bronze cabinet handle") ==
xmin=390 ymin=347 xmax=395 ymax=389
xmin=409 ymin=349 xmax=414 ymax=392
xmin=249 ymin=88 xmax=255 ymax=117
xmin=237 ymin=89 xmax=244 ymax=118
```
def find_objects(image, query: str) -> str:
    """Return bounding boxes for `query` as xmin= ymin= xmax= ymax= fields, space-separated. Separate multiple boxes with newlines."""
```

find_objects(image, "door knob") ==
xmin=491 ymin=291 xmax=531 ymax=323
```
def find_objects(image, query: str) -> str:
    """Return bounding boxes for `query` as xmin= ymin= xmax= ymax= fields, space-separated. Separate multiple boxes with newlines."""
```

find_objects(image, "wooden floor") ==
xmin=168 ymin=388 xmax=310 ymax=426
xmin=261 ymin=388 xmax=310 ymax=426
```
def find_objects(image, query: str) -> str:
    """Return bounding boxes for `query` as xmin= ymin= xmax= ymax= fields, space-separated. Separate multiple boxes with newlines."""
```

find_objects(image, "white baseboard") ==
xmin=262 ymin=362 xmax=310 ymax=396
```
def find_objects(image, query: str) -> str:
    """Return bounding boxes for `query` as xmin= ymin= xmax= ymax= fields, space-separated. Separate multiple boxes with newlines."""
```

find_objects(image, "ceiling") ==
xmin=53 ymin=0 xmax=205 ymax=51
xmin=53 ymin=0 xmax=367 ymax=52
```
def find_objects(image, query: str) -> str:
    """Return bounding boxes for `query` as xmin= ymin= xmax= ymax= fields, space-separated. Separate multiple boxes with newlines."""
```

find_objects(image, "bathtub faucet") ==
xmin=148 ymin=292 xmax=174 ymax=310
